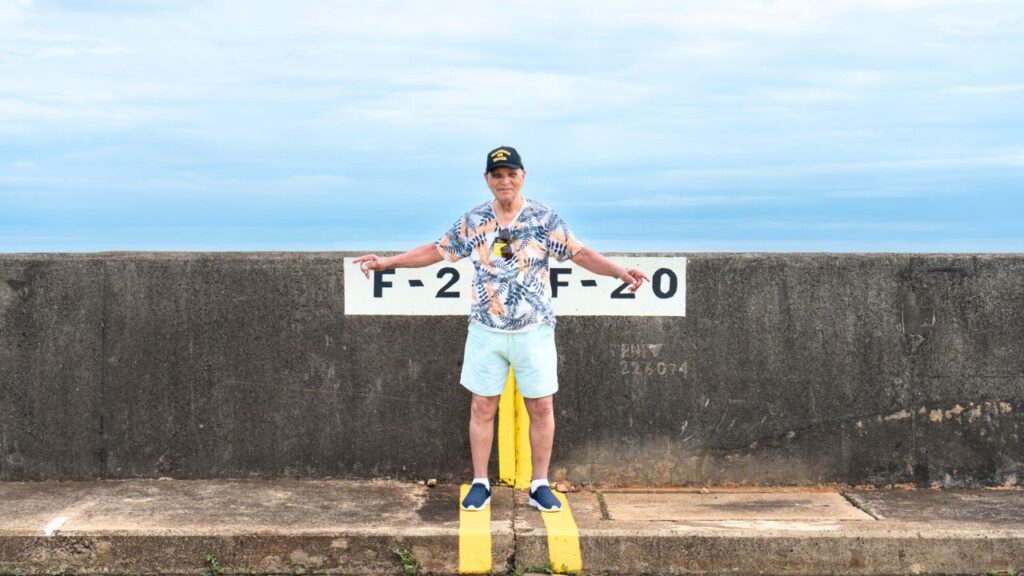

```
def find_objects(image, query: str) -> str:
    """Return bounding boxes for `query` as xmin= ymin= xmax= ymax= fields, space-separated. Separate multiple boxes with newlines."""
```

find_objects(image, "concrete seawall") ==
xmin=1 ymin=252 xmax=1022 ymax=486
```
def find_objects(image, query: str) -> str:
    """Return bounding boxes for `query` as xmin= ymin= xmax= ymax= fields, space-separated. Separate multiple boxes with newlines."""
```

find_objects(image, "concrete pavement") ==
xmin=1 ymin=479 xmax=1023 ymax=575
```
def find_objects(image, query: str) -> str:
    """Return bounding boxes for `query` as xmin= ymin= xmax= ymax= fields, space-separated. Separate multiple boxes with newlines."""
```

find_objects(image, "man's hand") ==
xmin=352 ymin=254 xmax=392 ymax=279
xmin=352 ymin=244 xmax=444 ymax=278
xmin=571 ymin=247 xmax=651 ymax=292
xmin=618 ymin=267 xmax=651 ymax=292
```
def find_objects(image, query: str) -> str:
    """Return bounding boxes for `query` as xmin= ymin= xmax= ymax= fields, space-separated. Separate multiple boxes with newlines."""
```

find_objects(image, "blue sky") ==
xmin=1 ymin=0 xmax=1022 ymax=252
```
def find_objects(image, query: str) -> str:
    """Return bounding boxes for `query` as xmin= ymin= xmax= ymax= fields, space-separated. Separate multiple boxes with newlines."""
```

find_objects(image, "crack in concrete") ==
xmin=595 ymin=490 xmax=611 ymax=521
xmin=840 ymin=491 xmax=881 ymax=520
xmin=509 ymin=485 xmax=518 ymax=572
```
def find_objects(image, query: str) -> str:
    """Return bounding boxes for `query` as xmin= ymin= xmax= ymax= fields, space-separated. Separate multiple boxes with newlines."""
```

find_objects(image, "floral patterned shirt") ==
xmin=434 ymin=197 xmax=584 ymax=332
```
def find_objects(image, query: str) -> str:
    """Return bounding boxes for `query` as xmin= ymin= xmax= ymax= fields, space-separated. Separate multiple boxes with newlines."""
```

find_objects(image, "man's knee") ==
xmin=470 ymin=394 xmax=500 ymax=422
xmin=524 ymin=395 xmax=554 ymax=419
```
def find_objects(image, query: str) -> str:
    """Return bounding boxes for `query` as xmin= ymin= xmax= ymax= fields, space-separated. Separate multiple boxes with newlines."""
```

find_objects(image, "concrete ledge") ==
xmin=516 ymin=489 xmax=1024 ymax=575
xmin=3 ymin=480 xmax=1024 ymax=575
xmin=0 ymin=479 xmax=514 ymax=575
xmin=3 ymin=252 xmax=1023 ymax=486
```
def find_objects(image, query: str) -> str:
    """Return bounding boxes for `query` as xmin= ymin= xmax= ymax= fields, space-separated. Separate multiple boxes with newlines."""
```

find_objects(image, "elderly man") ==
xmin=354 ymin=146 xmax=649 ymax=512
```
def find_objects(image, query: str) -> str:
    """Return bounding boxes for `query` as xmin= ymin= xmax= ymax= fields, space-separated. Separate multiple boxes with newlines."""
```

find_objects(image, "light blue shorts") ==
xmin=460 ymin=321 xmax=559 ymax=398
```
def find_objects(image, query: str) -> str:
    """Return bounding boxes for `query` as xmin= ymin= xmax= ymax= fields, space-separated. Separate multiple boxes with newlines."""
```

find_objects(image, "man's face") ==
xmin=485 ymin=166 xmax=525 ymax=203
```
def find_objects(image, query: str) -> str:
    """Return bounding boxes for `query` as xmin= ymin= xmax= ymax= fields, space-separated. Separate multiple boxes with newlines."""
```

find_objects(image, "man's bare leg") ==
xmin=523 ymin=395 xmax=555 ymax=480
xmin=469 ymin=393 xmax=501 ymax=478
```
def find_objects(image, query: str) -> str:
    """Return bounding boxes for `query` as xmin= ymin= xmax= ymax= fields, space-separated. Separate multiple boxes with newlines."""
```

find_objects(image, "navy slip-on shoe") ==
xmin=461 ymin=482 xmax=492 ymax=511
xmin=528 ymin=484 xmax=562 ymax=512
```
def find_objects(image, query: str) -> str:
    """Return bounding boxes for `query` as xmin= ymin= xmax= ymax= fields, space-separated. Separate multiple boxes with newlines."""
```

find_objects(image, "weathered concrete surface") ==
xmin=1 ymin=480 xmax=1022 ymax=575
xmin=2 ymin=253 xmax=1023 ymax=485
xmin=0 ymin=479 xmax=514 ymax=575
xmin=1 ymin=253 xmax=476 ymax=482
xmin=846 ymin=488 xmax=1024 ymax=523
xmin=0 ymin=258 xmax=105 ymax=479
xmin=515 ymin=487 xmax=1024 ymax=576
xmin=552 ymin=254 xmax=1024 ymax=487
xmin=597 ymin=489 xmax=873 ymax=521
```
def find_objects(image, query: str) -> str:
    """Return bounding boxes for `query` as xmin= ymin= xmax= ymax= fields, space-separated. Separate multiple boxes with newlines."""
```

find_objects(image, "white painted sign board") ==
xmin=344 ymin=256 xmax=685 ymax=316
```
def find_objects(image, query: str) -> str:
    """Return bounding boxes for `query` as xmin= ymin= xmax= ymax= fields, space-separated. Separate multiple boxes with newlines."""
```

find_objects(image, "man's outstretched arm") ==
xmin=353 ymin=243 xmax=444 ymax=279
xmin=570 ymin=246 xmax=651 ymax=292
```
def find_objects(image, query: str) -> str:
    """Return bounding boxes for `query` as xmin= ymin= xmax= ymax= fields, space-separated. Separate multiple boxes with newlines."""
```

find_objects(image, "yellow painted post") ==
xmin=514 ymin=384 xmax=532 ymax=489
xmin=497 ymin=369 xmax=517 ymax=485
xmin=498 ymin=368 xmax=534 ymax=489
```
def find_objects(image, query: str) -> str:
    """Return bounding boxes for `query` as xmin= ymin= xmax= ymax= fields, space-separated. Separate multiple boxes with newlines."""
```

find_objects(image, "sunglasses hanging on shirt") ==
xmin=492 ymin=227 xmax=514 ymax=260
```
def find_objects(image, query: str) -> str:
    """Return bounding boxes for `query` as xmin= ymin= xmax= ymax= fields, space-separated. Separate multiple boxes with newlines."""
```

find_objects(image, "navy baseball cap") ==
xmin=486 ymin=146 xmax=524 ymax=172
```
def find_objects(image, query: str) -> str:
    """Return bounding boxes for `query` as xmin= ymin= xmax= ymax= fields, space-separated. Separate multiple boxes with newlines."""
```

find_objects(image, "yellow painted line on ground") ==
xmin=539 ymin=492 xmax=582 ymax=574
xmin=458 ymin=484 xmax=492 ymax=574
xmin=497 ymin=368 xmax=582 ymax=571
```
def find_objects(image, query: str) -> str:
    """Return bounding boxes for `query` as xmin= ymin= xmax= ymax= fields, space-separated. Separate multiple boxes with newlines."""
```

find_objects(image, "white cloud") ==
xmin=1 ymin=0 xmax=1023 ymax=251
xmin=666 ymin=154 xmax=1024 ymax=179
xmin=946 ymin=84 xmax=1024 ymax=94
xmin=745 ymin=219 xmax=955 ymax=232
xmin=587 ymin=194 xmax=794 ymax=208
xmin=2 ymin=0 xmax=1020 ymax=136
xmin=330 ymin=66 xmax=653 ymax=129
xmin=0 ymin=0 xmax=31 ymax=22
xmin=757 ymin=87 xmax=861 ymax=106
xmin=823 ymin=186 xmax=941 ymax=199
